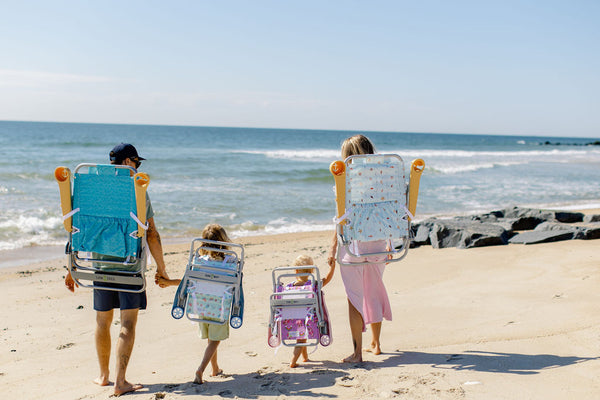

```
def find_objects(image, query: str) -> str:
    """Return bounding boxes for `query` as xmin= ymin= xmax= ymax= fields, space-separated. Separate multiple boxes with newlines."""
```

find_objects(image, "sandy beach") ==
xmin=2 ymin=221 xmax=600 ymax=400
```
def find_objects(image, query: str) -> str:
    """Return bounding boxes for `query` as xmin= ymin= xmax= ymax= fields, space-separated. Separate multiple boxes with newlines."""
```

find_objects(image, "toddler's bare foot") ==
xmin=114 ymin=381 xmax=142 ymax=397
xmin=193 ymin=370 xmax=203 ymax=384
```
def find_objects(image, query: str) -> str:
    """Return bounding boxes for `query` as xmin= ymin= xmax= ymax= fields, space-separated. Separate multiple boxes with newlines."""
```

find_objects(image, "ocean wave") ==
xmin=231 ymin=147 xmax=600 ymax=163
xmin=428 ymin=161 xmax=528 ymax=174
xmin=228 ymin=217 xmax=333 ymax=238
xmin=388 ymin=148 xmax=600 ymax=158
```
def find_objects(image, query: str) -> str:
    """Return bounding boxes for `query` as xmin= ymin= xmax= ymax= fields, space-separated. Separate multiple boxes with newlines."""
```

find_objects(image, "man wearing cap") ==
xmin=65 ymin=143 xmax=169 ymax=396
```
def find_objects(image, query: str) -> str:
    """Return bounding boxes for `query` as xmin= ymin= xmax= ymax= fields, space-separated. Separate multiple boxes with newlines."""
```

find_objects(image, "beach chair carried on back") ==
xmin=170 ymin=239 xmax=245 ymax=329
xmin=330 ymin=154 xmax=425 ymax=266
xmin=268 ymin=266 xmax=332 ymax=349
xmin=55 ymin=164 xmax=150 ymax=292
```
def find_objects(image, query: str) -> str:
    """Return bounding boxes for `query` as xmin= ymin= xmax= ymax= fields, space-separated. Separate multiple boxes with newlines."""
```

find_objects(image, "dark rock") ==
xmin=412 ymin=223 xmax=432 ymax=246
xmin=552 ymin=211 xmax=584 ymax=223
xmin=508 ymin=230 xmax=574 ymax=244
xmin=429 ymin=220 xmax=509 ymax=249
xmin=584 ymin=214 xmax=600 ymax=223
xmin=535 ymin=221 xmax=600 ymax=240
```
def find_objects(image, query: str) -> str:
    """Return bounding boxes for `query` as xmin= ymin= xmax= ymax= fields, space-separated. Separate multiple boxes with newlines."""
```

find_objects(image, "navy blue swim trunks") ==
xmin=93 ymin=282 xmax=147 ymax=311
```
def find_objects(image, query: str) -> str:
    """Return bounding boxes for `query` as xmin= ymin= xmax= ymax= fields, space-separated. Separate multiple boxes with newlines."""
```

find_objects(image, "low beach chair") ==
xmin=55 ymin=164 xmax=150 ymax=292
xmin=268 ymin=266 xmax=332 ymax=349
xmin=330 ymin=154 xmax=424 ymax=266
xmin=171 ymin=238 xmax=244 ymax=329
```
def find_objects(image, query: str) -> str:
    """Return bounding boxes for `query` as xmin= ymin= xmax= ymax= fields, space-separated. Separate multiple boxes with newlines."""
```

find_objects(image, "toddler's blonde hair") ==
xmin=294 ymin=254 xmax=314 ymax=274
xmin=199 ymin=223 xmax=231 ymax=260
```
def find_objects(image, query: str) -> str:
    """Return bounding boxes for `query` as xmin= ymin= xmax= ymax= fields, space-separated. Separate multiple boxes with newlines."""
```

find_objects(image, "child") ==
xmin=288 ymin=254 xmax=335 ymax=368
xmin=156 ymin=223 xmax=233 ymax=384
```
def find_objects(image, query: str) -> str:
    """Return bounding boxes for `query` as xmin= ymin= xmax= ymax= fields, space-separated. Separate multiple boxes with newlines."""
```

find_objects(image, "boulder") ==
xmin=429 ymin=220 xmax=510 ymax=249
xmin=508 ymin=230 xmax=574 ymax=245
xmin=584 ymin=214 xmax=600 ymax=223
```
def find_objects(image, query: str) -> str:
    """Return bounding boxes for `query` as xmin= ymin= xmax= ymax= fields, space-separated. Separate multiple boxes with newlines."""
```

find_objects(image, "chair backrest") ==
xmin=71 ymin=164 xmax=141 ymax=258
xmin=344 ymin=154 xmax=409 ymax=242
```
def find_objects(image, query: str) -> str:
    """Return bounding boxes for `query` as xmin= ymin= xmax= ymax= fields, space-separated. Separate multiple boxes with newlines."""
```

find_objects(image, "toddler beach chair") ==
xmin=268 ymin=266 xmax=332 ymax=349
xmin=330 ymin=154 xmax=425 ymax=266
xmin=170 ymin=238 xmax=245 ymax=329
xmin=55 ymin=164 xmax=150 ymax=292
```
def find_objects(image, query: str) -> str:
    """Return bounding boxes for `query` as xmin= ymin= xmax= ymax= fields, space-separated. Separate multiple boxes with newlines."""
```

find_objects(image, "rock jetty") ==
xmin=411 ymin=206 xmax=600 ymax=249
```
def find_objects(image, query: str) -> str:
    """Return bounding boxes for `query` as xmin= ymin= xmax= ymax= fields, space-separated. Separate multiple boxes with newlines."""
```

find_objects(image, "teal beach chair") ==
xmin=55 ymin=164 xmax=150 ymax=293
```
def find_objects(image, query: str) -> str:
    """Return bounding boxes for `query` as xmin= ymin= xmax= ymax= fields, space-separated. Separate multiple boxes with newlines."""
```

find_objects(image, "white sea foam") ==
xmin=231 ymin=217 xmax=333 ymax=237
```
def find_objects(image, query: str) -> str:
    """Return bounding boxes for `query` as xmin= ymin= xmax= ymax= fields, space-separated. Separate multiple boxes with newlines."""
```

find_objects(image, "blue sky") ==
xmin=1 ymin=1 xmax=598 ymax=137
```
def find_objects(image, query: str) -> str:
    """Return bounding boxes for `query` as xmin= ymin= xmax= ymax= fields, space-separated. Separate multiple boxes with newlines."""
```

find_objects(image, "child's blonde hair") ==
xmin=341 ymin=134 xmax=376 ymax=160
xmin=200 ymin=223 xmax=231 ymax=260
xmin=294 ymin=255 xmax=314 ymax=274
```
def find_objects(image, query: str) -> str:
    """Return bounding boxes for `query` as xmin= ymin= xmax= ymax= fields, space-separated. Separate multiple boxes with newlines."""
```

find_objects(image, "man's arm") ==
xmin=146 ymin=217 xmax=169 ymax=281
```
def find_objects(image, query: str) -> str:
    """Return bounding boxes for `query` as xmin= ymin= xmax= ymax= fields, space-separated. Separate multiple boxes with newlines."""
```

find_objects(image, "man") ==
xmin=65 ymin=143 xmax=169 ymax=396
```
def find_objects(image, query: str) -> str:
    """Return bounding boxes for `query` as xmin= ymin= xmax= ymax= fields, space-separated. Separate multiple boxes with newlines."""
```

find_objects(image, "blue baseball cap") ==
xmin=109 ymin=143 xmax=146 ymax=164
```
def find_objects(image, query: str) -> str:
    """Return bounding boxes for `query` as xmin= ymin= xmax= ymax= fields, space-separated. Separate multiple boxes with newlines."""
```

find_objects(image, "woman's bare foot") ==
xmin=342 ymin=353 xmax=362 ymax=363
xmin=290 ymin=361 xmax=299 ymax=368
xmin=364 ymin=343 xmax=381 ymax=355
xmin=114 ymin=381 xmax=143 ymax=396
xmin=211 ymin=368 xmax=223 ymax=377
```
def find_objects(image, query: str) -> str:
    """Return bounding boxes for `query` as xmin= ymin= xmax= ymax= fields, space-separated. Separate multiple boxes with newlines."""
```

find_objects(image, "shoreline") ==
xmin=3 ymin=205 xmax=598 ymax=271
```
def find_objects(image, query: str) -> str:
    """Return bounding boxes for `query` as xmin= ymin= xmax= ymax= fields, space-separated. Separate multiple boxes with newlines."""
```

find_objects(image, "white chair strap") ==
xmin=62 ymin=208 xmax=79 ymax=221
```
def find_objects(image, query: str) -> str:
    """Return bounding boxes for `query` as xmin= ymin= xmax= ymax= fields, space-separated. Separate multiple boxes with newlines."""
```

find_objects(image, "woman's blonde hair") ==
xmin=341 ymin=134 xmax=376 ymax=159
xmin=200 ymin=223 xmax=231 ymax=260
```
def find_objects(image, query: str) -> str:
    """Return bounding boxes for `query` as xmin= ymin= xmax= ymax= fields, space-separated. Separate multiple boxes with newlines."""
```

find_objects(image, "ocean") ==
xmin=1 ymin=121 xmax=599 ymax=265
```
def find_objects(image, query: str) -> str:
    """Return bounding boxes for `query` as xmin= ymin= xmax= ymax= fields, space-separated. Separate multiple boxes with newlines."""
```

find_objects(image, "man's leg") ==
xmin=95 ymin=310 xmax=113 ymax=386
xmin=114 ymin=308 xmax=142 ymax=396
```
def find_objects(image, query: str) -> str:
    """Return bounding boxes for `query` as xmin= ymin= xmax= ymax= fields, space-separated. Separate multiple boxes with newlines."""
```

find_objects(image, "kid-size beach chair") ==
xmin=330 ymin=154 xmax=425 ymax=266
xmin=55 ymin=164 xmax=150 ymax=292
xmin=268 ymin=266 xmax=332 ymax=349
xmin=171 ymin=238 xmax=245 ymax=329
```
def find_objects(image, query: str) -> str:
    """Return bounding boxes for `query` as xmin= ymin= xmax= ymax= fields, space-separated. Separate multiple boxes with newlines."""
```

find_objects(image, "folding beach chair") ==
xmin=330 ymin=154 xmax=424 ymax=266
xmin=55 ymin=164 xmax=150 ymax=292
xmin=268 ymin=266 xmax=332 ymax=349
xmin=171 ymin=238 xmax=245 ymax=329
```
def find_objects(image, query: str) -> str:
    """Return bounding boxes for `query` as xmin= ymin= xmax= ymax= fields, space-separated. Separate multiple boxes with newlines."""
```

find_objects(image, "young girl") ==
xmin=288 ymin=254 xmax=335 ymax=368
xmin=157 ymin=223 xmax=233 ymax=384
xmin=327 ymin=134 xmax=393 ymax=363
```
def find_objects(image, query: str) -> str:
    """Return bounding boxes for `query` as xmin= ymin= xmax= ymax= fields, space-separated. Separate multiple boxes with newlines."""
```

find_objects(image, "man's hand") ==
xmin=65 ymin=270 xmax=78 ymax=292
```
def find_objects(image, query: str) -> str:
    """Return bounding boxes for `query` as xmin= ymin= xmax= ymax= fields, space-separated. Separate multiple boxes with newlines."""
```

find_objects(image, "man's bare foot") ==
xmin=93 ymin=376 xmax=110 ymax=386
xmin=193 ymin=369 xmax=203 ymax=384
xmin=342 ymin=353 xmax=362 ymax=363
xmin=211 ymin=368 xmax=223 ymax=377
xmin=113 ymin=381 xmax=142 ymax=396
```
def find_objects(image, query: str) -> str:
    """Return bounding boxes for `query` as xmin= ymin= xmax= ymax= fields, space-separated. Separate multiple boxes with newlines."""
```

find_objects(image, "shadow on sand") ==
xmin=140 ymin=364 xmax=349 ymax=398
xmin=377 ymin=349 xmax=599 ymax=375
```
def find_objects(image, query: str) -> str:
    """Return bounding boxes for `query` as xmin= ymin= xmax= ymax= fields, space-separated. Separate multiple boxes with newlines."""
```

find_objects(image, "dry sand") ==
xmin=1 ymin=224 xmax=600 ymax=399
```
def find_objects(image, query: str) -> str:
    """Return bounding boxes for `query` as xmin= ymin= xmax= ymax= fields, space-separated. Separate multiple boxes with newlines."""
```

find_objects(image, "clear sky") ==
xmin=1 ymin=0 xmax=598 ymax=137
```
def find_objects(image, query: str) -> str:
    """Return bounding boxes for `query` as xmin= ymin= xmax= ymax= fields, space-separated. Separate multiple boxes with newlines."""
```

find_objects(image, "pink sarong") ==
xmin=339 ymin=240 xmax=392 ymax=332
